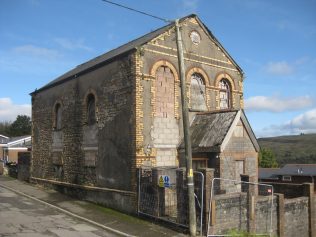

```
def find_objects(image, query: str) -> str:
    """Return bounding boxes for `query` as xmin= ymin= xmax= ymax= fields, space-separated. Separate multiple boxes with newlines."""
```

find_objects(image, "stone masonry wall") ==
xmin=205 ymin=183 xmax=315 ymax=237
xmin=220 ymin=120 xmax=258 ymax=193
xmin=31 ymin=52 xmax=137 ymax=213
xmin=138 ymin=17 xmax=244 ymax=168
xmin=213 ymin=193 xmax=248 ymax=234
xmin=207 ymin=193 xmax=311 ymax=236
xmin=255 ymin=196 xmax=278 ymax=234
xmin=284 ymin=197 xmax=309 ymax=237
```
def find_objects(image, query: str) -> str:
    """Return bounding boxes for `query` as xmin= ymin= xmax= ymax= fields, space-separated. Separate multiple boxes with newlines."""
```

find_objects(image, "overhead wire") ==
xmin=101 ymin=0 xmax=172 ymax=23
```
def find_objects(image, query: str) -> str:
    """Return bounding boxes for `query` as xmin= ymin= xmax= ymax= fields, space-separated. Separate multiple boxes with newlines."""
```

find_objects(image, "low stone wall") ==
xmin=30 ymin=177 xmax=137 ymax=214
xmin=255 ymin=195 xmax=278 ymax=235
xmin=284 ymin=197 xmax=309 ymax=237
xmin=205 ymin=183 xmax=315 ymax=237
xmin=212 ymin=192 xmax=248 ymax=234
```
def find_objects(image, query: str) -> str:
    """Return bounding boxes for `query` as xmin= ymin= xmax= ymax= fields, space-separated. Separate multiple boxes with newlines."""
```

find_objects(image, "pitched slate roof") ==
xmin=31 ymin=14 xmax=243 ymax=95
xmin=179 ymin=110 xmax=259 ymax=153
xmin=258 ymin=168 xmax=280 ymax=180
xmin=189 ymin=110 xmax=237 ymax=152
xmin=259 ymin=164 xmax=316 ymax=179
xmin=278 ymin=164 xmax=316 ymax=176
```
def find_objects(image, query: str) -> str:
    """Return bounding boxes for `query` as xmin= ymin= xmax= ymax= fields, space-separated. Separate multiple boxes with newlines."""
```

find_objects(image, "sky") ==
xmin=0 ymin=0 xmax=315 ymax=138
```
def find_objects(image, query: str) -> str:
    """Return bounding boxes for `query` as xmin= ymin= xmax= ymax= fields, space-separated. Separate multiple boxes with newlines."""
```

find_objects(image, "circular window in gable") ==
xmin=190 ymin=31 xmax=201 ymax=45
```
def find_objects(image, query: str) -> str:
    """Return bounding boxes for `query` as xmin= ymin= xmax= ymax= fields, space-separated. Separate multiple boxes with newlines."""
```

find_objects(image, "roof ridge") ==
xmin=196 ymin=109 xmax=239 ymax=115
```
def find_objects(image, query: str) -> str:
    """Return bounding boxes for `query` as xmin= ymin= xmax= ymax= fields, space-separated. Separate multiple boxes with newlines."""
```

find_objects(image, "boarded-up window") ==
xmin=235 ymin=160 xmax=244 ymax=180
xmin=219 ymin=79 xmax=231 ymax=109
xmin=87 ymin=94 xmax=96 ymax=125
xmin=155 ymin=66 xmax=175 ymax=118
xmin=55 ymin=104 xmax=62 ymax=130
xmin=192 ymin=158 xmax=208 ymax=170
xmin=84 ymin=150 xmax=97 ymax=167
xmin=235 ymin=160 xmax=244 ymax=191
xmin=190 ymin=73 xmax=207 ymax=111
xmin=52 ymin=152 xmax=63 ymax=165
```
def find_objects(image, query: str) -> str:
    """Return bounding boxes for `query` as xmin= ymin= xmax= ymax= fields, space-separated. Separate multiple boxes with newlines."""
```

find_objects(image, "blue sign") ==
xmin=158 ymin=175 xmax=170 ymax=187
xmin=163 ymin=175 xmax=170 ymax=187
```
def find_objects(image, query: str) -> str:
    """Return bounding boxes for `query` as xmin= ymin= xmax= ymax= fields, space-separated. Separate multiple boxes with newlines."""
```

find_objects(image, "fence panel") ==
xmin=138 ymin=167 xmax=204 ymax=234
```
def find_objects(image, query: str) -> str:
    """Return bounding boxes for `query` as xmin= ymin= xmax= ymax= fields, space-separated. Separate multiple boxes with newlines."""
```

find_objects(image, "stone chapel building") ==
xmin=31 ymin=14 xmax=259 ymax=213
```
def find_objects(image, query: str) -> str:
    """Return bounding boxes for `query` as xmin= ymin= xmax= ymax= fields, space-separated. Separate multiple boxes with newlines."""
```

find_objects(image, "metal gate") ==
xmin=138 ymin=167 xmax=204 ymax=234
xmin=207 ymin=178 xmax=274 ymax=237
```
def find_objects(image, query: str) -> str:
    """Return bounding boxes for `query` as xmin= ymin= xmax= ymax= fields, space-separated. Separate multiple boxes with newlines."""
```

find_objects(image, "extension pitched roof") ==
xmin=179 ymin=110 xmax=259 ymax=153
xmin=31 ymin=14 xmax=243 ymax=95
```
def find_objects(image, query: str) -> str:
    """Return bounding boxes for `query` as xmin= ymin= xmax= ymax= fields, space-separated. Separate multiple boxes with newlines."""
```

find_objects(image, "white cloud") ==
xmin=256 ymin=108 xmax=316 ymax=137
xmin=54 ymin=38 xmax=92 ymax=51
xmin=0 ymin=98 xmax=31 ymax=122
xmin=12 ymin=45 xmax=61 ymax=60
xmin=264 ymin=61 xmax=294 ymax=76
xmin=284 ymin=108 xmax=316 ymax=133
xmin=245 ymin=95 xmax=313 ymax=112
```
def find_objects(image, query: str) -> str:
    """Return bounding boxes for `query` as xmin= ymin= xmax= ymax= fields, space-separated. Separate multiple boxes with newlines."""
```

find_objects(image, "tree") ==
xmin=259 ymin=148 xmax=278 ymax=168
xmin=0 ymin=121 xmax=12 ymax=136
xmin=8 ymin=115 xmax=31 ymax=137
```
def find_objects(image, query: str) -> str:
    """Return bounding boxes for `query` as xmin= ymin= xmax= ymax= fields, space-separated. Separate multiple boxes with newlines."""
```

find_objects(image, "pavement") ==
xmin=0 ymin=175 xmax=187 ymax=237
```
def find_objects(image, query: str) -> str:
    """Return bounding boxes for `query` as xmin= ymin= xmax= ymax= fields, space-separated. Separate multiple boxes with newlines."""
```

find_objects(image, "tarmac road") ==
xmin=0 ymin=185 xmax=118 ymax=237
xmin=0 ymin=176 xmax=187 ymax=237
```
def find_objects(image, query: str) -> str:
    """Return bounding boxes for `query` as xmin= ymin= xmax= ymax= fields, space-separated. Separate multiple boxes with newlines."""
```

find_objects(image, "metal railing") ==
xmin=137 ymin=167 xmax=204 ymax=234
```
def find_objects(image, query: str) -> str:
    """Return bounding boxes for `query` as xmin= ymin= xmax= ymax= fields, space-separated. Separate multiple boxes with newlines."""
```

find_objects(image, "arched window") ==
xmin=155 ymin=66 xmax=175 ymax=118
xmin=87 ymin=94 xmax=96 ymax=125
xmin=219 ymin=79 xmax=231 ymax=109
xmin=190 ymin=73 xmax=207 ymax=111
xmin=55 ymin=103 xmax=62 ymax=130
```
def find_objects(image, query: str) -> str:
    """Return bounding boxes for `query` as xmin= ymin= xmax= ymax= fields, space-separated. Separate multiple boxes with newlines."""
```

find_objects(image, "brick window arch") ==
xmin=54 ymin=103 xmax=62 ymax=130
xmin=155 ymin=66 xmax=175 ymax=118
xmin=86 ymin=93 xmax=96 ymax=125
xmin=190 ymin=73 xmax=207 ymax=111
xmin=219 ymin=79 xmax=231 ymax=109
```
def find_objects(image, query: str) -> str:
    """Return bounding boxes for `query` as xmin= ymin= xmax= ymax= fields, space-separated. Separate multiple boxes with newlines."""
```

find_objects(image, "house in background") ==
xmin=0 ymin=134 xmax=10 ymax=160
xmin=0 ymin=134 xmax=9 ymax=144
xmin=30 ymin=14 xmax=259 ymax=213
xmin=259 ymin=164 xmax=316 ymax=192
xmin=258 ymin=168 xmax=280 ymax=182
xmin=0 ymin=135 xmax=31 ymax=163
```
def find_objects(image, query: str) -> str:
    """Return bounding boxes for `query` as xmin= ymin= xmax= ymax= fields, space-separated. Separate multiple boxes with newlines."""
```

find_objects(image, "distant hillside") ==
xmin=258 ymin=133 xmax=316 ymax=166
